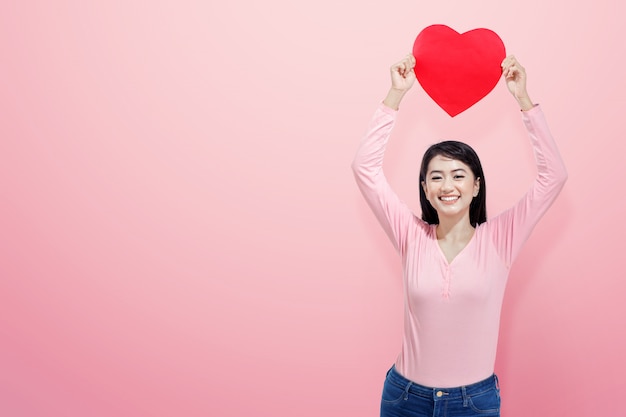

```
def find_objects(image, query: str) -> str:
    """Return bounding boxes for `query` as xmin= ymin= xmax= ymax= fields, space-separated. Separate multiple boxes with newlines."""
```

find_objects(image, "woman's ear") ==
xmin=473 ymin=177 xmax=480 ymax=197
xmin=421 ymin=181 xmax=429 ymax=201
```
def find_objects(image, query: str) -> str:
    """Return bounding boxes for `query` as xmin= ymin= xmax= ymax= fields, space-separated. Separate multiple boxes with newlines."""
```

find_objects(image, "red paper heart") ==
xmin=412 ymin=25 xmax=506 ymax=117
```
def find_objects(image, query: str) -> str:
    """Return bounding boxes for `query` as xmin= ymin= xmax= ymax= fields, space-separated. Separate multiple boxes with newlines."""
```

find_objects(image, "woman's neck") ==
xmin=436 ymin=216 xmax=475 ymax=242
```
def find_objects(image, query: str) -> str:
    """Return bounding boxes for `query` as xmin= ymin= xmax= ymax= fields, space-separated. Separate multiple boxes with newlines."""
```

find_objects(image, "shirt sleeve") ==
xmin=351 ymin=104 xmax=416 ymax=255
xmin=488 ymin=105 xmax=568 ymax=267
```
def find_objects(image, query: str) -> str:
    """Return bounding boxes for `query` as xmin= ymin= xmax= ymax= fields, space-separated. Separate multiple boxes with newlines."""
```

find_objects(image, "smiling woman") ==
xmin=352 ymin=54 xmax=568 ymax=417
xmin=421 ymin=152 xmax=482 ymax=264
xmin=420 ymin=142 xmax=485 ymax=228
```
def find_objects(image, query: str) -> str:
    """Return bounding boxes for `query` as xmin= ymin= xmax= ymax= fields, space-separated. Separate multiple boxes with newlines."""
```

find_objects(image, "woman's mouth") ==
xmin=439 ymin=195 xmax=460 ymax=203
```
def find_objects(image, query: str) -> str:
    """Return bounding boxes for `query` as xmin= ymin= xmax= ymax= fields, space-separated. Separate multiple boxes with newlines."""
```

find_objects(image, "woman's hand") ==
xmin=501 ymin=55 xmax=534 ymax=111
xmin=390 ymin=54 xmax=417 ymax=91
xmin=383 ymin=54 xmax=417 ymax=110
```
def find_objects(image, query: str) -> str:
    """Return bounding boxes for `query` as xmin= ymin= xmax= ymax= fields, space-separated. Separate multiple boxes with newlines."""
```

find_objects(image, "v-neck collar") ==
xmin=431 ymin=224 xmax=477 ymax=266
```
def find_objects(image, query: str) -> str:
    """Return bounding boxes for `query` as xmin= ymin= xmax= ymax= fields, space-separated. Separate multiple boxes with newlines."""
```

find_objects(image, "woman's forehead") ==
xmin=427 ymin=155 xmax=471 ymax=172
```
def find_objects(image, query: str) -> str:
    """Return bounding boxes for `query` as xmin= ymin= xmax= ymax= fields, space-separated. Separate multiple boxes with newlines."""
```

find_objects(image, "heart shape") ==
xmin=412 ymin=25 xmax=506 ymax=117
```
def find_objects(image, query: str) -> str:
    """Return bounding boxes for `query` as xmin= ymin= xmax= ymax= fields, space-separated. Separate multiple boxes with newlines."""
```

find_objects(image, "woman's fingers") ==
xmin=392 ymin=55 xmax=414 ymax=78
xmin=501 ymin=55 xmax=524 ymax=78
xmin=407 ymin=54 xmax=416 ymax=68
xmin=501 ymin=55 xmax=517 ymax=68
xmin=501 ymin=54 xmax=531 ymax=106
xmin=388 ymin=54 xmax=417 ymax=93
xmin=504 ymin=65 xmax=518 ymax=79
xmin=391 ymin=62 xmax=404 ymax=78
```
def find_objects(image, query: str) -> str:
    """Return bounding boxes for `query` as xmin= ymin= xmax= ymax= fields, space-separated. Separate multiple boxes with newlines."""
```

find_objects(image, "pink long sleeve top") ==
xmin=352 ymin=103 xmax=567 ymax=388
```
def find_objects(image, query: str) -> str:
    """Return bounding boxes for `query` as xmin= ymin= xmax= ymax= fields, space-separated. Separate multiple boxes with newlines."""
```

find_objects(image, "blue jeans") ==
xmin=380 ymin=366 xmax=501 ymax=417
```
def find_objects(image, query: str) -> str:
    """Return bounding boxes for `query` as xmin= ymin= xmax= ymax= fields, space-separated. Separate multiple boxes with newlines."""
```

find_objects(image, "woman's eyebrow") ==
xmin=428 ymin=168 xmax=468 ymax=175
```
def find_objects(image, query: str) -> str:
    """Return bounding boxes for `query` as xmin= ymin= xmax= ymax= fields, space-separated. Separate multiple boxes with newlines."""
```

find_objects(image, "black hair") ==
xmin=419 ymin=140 xmax=487 ymax=227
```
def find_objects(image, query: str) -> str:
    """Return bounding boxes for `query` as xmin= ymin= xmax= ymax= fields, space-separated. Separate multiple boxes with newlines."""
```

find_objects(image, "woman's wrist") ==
xmin=516 ymin=94 xmax=534 ymax=111
xmin=383 ymin=87 xmax=408 ymax=110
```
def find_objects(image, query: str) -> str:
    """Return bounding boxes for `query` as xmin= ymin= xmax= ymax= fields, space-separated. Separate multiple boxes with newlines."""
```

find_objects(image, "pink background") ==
xmin=1 ymin=1 xmax=624 ymax=416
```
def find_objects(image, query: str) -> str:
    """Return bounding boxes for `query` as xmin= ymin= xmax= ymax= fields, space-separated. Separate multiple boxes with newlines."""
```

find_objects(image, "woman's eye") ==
xmin=454 ymin=175 xmax=465 ymax=179
xmin=431 ymin=176 xmax=442 ymax=181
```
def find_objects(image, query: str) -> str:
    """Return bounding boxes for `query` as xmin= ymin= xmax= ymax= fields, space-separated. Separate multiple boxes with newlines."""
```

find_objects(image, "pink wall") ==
xmin=1 ymin=1 xmax=624 ymax=416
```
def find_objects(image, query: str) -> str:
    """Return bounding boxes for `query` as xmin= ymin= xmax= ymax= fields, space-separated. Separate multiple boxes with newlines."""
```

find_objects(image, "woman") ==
xmin=352 ymin=54 xmax=567 ymax=417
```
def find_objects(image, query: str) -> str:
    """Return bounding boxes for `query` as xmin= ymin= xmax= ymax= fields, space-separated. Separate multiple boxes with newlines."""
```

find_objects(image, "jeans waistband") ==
xmin=386 ymin=366 xmax=499 ymax=401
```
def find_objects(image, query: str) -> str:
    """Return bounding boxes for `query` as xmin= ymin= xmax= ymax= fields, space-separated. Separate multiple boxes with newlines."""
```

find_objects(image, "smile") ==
xmin=439 ymin=196 xmax=460 ymax=202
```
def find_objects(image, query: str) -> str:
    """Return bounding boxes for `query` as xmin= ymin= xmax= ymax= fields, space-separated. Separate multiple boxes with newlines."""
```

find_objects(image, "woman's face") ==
xmin=421 ymin=155 xmax=480 ymax=221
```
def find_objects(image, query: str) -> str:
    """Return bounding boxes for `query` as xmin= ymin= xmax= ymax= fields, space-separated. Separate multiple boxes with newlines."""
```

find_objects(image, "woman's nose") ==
xmin=441 ymin=177 xmax=454 ymax=192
